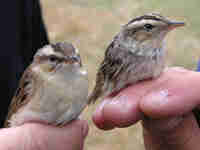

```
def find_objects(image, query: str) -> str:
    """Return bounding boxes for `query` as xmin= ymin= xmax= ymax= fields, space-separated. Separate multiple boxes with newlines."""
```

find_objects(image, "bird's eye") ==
xmin=49 ymin=55 xmax=58 ymax=62
xmin=144 ymin=24 xmax=154 ymax=31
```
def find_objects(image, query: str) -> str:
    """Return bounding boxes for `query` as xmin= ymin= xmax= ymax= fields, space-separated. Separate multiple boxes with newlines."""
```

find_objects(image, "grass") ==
xmin=40 ymin=0 xmax=200 ymax=149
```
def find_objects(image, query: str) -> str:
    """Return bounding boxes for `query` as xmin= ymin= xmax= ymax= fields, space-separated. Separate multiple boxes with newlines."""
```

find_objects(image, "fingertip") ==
xmin=92 ymin=100 xmax=115 ymax=130
xmin=103 ymin=95 xmax=142 ymax=127
xmin=93 ymin=94 xmax=142 ymax=129
xmin=92 ymin=115 xmax=115 ymax=130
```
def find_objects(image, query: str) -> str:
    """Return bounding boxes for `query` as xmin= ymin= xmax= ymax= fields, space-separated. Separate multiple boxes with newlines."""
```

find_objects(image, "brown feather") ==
xmin=88 ymin=39 xmax=130 ymax=103
xmin=88 ymin=68 xmax=105 ymax=104
xmin=4 ymin=64 xmax=37 ymax=127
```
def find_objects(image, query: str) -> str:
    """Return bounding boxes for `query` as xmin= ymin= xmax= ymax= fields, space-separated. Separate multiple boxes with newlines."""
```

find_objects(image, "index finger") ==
xmin=93 ymin=68 xmax=200 ymax=130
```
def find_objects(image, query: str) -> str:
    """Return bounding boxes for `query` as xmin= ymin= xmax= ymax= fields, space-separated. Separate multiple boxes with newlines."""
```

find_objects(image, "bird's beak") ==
xmin=167 ymin=21 xmax=185 ymax=30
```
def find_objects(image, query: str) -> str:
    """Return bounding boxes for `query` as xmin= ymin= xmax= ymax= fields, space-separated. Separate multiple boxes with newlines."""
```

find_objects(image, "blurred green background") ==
xmin=41 ymin=0 xmax=200 ymax=149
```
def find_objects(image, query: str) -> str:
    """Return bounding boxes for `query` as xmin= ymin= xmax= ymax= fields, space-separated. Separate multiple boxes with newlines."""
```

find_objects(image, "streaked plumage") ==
xmin=4 ymin=42 xmax=89 ymax=127
xmin=89 ymin=13 xmax=185 ymax=103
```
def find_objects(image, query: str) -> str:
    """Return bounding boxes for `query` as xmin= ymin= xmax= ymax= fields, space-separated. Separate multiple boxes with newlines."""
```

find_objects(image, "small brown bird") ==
xmin=89 ymin=13 xmax=185 ymax=103
xmin=4 ymin=42 xmax=89 ymax=127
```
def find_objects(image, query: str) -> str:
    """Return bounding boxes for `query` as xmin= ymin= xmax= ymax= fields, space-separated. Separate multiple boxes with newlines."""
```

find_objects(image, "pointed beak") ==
xmin=168 ymin=21 xmax=185 ymax=30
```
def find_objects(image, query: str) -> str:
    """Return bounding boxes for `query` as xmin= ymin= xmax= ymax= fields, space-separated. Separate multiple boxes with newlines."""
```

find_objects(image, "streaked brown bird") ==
xmin=89 ymin=13 xmax=200 ymax=127
xmin=89 ymin=13 xmax=185 ymax=103
xmin=4 ymin=42 xmax=89 ymax=127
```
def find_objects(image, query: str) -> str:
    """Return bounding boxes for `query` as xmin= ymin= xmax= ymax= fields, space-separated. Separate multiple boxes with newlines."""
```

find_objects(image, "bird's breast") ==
xmin=19 ymin=67 xmax=89 ymax=124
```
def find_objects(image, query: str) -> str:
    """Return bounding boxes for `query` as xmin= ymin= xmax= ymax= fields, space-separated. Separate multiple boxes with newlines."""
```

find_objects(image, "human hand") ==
xmin=93 ymin=67 xmax=200 ymax=150
xmin=0 ymin=119 xmax=88 ymax=150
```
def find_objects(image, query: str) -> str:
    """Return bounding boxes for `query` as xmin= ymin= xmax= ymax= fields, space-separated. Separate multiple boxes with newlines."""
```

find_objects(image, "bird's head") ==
xmin=33 ymin=42 xmax=83 ymax=74
xmin=120 ymin=13 xmax=185 ymax=52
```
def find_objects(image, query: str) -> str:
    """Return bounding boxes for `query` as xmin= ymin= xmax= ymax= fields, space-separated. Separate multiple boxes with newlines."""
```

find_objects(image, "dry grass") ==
xmin=40 ymin=0 xmax=200 ymax=149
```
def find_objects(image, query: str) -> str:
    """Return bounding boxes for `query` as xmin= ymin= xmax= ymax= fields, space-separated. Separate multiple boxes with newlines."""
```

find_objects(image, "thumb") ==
xmin=15 ymin=119 xmax=89 ymax=150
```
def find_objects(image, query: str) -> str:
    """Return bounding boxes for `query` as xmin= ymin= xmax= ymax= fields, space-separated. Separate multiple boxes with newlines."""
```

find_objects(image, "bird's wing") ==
xmin=4 ymin=66 xmax=37 ymax=127
xmin=89 ymin=35 xmax=145 ymax=104
xmin=88 ymin=42 xmax=114 ymax=104
xmin=88 ymin=40 xmax=131 ymax=103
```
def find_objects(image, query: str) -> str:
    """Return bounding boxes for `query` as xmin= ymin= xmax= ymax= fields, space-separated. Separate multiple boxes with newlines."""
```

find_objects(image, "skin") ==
xmin=0 ymin=119 xmax=88 ymax=150
xmin=93 ymin=67 xmax=200 ymax=150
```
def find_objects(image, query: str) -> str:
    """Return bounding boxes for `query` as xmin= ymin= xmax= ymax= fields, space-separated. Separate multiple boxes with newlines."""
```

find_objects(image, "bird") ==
xmin=4 ymin=42 xmax=89 ymax=127
xmin=88 ymin=13 xmax=185 ymax=103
